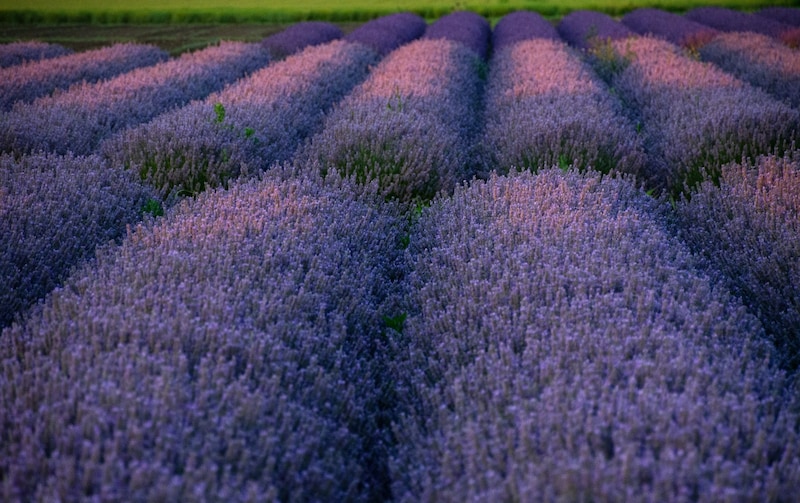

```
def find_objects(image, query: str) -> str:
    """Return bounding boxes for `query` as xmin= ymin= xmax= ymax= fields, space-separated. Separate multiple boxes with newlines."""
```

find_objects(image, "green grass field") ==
xmin=0 ymin=0 xmax=792 ymax=24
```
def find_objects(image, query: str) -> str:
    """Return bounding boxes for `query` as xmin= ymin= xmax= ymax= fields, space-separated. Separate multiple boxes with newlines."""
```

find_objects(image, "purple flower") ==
xmin=0 ymin=43 xmax=167 ymax=112
xmin=297 ymin=38 xmax=483 ymax=202
xmin=0 ymin=41 xmax=71 ymax=68
xmin=390 ymin=168 xmax=798 ymax=500
xmin=557 ymin=10 xmax=635 ymax=49
xmin=423 ymin=10 xmax=491 ymax=59
xmin=686 ymin=6 xmax=800 ymax=47
xmin=0 ymin=152 xmax=157 ymax=327
xmin=345 ymin=12 xmax=426 ymax=56
xmin=698 ymin=31 xmax=800 ymax=108
xmin=0 ymin=168 xmax=406 ymax=501
xmin=480 ymin=38 xmax=646 ymax=179
xmin=1 ymin=41 xmax=270 ymax=156
xmin=672 ymin=151 xmax=800 ymax=369
xmin=757 ymin=7 xmax=800 ymax=27
xmin=491 ymin=11 xmax=560 ymax=53
xmin=103 ymin=40 xmax=377 ymax=197
xmin=262 ymin=21 xmax=342 ymax=58
xmin=622 ymin=8 xmax=719 ymax=49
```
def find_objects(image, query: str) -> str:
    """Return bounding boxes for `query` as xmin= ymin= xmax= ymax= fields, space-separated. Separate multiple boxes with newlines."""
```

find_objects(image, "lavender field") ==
xmin=2 ymin=7 xmax=800 ymax=501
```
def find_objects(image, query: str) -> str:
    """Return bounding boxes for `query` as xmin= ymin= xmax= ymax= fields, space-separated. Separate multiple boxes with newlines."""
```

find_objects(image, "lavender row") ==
xmin=422 ymin=10 xmax=491 ymax=60
xmin=491 ymin=11 xmax=560 ymax=52
xmin=390 ymin=169 xmax=799 ymax=500
xmin=1 ymin=42 xmax=271 ymax=156
xmin=0 ymin=43 xmax=167 ymax=112
xmin=104 ymin=40 xmax=378 ymax=198
xmin=621 ymin=8 xmax=719 ymax=49
xmin=480 ymin=37 xmax=646 ymax=179
xmin=697 ymin=32 xmax=800 ymax=109
xmin=296 ymin=32 xmax=486 ymax=203
xmin=557 ymin=10 xmax=634 ymax=50
xmin=0 ymin=153 xmax=158 ymax=328
xmin=344 ymin=12 xmax=427 ymax=56
xmin=0 ymin=41 xmax=71 ymax=68
xmin=686 ymin=6 xmax=800 ymax=47
xmin=0 ymin=168 xmax=405 ymax=502
xmin=261 ymin=20 xmax=342 ymax=58
xmin=757 ymin=7 xmax=800 ymax=27
xmin=672 ymin=152 xmax=800 ymax=370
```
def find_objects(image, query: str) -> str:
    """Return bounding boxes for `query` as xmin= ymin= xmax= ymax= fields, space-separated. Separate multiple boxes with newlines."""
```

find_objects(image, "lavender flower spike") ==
xmin=558 ymin=10 xmax=635 ymax=50
xmin=345 ymin=12 xmax=427 ymax=56
xmin=262 ymin=21 xmax=342 ymax=58
xmin=492 ymin=10 xmax=560 ymax=53
xmin=622 ymin=8 xmax=719 ymax=49
xmin=0 ymin=41 xmax=71 ymax=68
xmin=423 ymin=10 xmax=491 ymax=59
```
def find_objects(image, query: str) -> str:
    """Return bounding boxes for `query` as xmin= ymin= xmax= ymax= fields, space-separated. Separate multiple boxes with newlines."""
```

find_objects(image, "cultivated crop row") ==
xmin=2 ymin=7 xmax=800 ymax=501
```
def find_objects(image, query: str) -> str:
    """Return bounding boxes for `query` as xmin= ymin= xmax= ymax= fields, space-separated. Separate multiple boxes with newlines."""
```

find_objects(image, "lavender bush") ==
xmin=0 ymin=41 xmax=71 ymax=68
xmin=344 ymin=12 xmax=427 ymax=56
xmin=757 ymin=7 xmax=800 ymax=27
xmin=390 ymin=168 xmax=799 ymax=501
xmin=0 ymin=167 xmax=406 ymax=502
xmin=0 ymin=152 xmax=158 ymax=328
xmin=607 ymin=35 xmax=799 ymax=195
xmin=479 ymin=38 xmax=646 ymax=179
xmin=698 ymin=32 xmax=800 ymax=109
xmin=557 ymin=10 xmax=635 ymax=50
xmin=261 ymin=21 xmax=342 ymax=58
xmin=491 ymin=11 xmax=560 ymax=53
xmin=0 ymin=42 xmax=270 ymax=156
xmin=621 ymin=8 xmax=719 ymax=49
xmin=296 ymin=38 xmax=485 ymax=203
xmin=422 ymin=11 xmax=491 ymax=60
xmin=103 ymin=40 xmax=378 ymax=198
xmin=672 ymin=152 xmax=800 ymax=370
xmin=0 ymin=43 xmax=166 ymax=112
xmin=686 ymin=6 xmax=800 ymax=47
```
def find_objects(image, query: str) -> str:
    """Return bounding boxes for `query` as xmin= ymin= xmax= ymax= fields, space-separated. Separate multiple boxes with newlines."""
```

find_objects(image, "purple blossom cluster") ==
xmin=0 ymin=41 xmax=71 ymax=68
xmin=0 ymin=168 xmax=406 ymax=501
xmin=491 ymin=11 xmax=560 ymax=53
xmin=0 ymin=152 xmax=157 ymax=328
xmin=686 ymin=6 xmax=800 ymax=47
xmin=390 ymin=169 xmax=799 ymax=500
xmin=672 ymin=151 xmax=800 ymax=370
xmin=297 ymin=38 xmax=484 ymax=202
xmin=422 ymin=11 xmax=491 ymax=59
xmin=608 ymin=36 xmax=799 ymax=194
xmin=261 ymin=21 xmax=342 ymax=58
xmin=1 ymin=42 xmax=270 ymax=156
xmin=698 ymin=31 xmax=800 ymax=108
xmin=104 ymin=40 xmax=377 ymax=198
xmin=557 ymin=10 xmax=635 ymax=50
xmin=480 ymin=37 xmax=646 ymax=179
xmin=621 ymin=8 xmax=719 ymax=49
xmin=0 ymin=43 xmax=167 ymax=112
xmin=344 ymin=12 xmax=427 ymax=56
xmin=758 ymin=7 xmax=800 ymax=26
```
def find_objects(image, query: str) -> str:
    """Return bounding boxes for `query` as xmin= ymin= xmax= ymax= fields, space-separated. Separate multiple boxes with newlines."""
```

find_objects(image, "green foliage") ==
xmin=141 ymin=197 xmax=164 ymax=217
xmin=213 ymin=102 xmax=226 ymax=123
xmin=382 ymin=313 xmax=407 ymax=334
